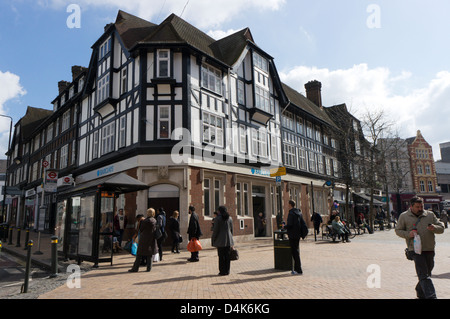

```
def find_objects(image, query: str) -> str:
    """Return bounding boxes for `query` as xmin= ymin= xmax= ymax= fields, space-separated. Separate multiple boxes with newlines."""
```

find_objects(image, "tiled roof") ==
xmin=115 ymin=11 xmax=254 ymax=67
xmin=281 ymin=83 xmax=337 ymax=128
xmin=19 ymin=106 xmax=53 ymax=141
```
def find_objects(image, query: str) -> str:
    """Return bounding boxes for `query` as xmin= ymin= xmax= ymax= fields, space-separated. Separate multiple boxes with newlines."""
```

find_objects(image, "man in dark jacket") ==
xmin=285 ymin=200 xmax=304 ymax=275
xmin=187 ymin=206 xmax=202 ymax=262
xmin=156 ymin=207 xmax=167 ymax=261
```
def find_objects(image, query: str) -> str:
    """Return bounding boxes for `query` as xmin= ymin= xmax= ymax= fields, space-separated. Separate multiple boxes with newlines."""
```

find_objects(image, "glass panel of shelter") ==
xmin=98 ymin=192 xmax=115 ymax=259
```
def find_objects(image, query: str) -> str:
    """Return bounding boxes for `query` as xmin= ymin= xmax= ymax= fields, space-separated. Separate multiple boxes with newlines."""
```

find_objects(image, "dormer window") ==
xmin=78 ymin=77 xmax=84 ymax=93
xmin=253 ymin=52 xmax=269 ymax=73
xmin=99 ymin=37 xmax=111 ymax=61
xmin=157 ymin=50 xmax=170 ymax=78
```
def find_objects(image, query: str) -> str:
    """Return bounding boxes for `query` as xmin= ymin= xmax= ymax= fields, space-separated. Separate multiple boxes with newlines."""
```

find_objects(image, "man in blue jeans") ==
xmin=285 ymin=200 xmax=304 ymax=275
xmin=395 ymin=196 xmax=444 ymax=299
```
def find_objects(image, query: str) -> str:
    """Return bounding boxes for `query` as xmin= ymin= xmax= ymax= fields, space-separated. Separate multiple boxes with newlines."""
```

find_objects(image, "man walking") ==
xmin=285 ymin=200 xmax=305 ymax=275
xmin=395 ymin=196 xmax=444 ymax=299
xmin=187 ymin=205 xmax=202 ymax=262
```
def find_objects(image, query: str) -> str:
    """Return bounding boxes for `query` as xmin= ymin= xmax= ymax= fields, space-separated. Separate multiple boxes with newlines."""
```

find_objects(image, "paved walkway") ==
xmin=31 ymin=228 xmax=450 ymax=300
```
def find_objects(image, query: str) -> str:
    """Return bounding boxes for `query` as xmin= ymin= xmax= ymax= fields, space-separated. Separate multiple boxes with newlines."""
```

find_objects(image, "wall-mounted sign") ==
xmin=45 ymin=170 xmax=58 ymax=193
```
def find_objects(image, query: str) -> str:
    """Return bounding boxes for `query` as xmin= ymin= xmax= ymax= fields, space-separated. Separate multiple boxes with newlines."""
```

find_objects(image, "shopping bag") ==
xmin=187 ymin=238 xmax=203 ymax=252
xmin=153 ymin=253 xmax=160 ymax=262
xmin=413 ymin=233 xmax=422 ymax=255
xmin=131 ymin=241 xmax=138 ymax=256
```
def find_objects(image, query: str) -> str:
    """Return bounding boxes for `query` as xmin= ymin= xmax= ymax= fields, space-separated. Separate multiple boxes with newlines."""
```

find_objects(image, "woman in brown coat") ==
xmin=128 ymin=208 xmax=158 ymax=272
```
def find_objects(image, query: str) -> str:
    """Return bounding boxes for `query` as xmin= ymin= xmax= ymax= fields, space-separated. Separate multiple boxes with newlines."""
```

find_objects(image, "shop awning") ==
xmin=59 ymin=173 xmax=149 ymax=196
xmin=353 ymin=193 xmax=384 ymax=206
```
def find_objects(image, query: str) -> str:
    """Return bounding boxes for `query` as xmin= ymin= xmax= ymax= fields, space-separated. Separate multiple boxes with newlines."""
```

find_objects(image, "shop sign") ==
xmin=25 ymin=189 xmax=36 ymax=198
xmin=61 ymin=175 xmax=74 ymax=186
xmin=45 ymin=170 xmax=58 ymax=193
xmin=251 ymin=168 xmax=271 ymax=177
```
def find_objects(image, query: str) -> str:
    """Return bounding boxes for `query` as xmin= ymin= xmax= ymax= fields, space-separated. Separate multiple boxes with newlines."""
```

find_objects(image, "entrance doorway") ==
xmin=148 ymin=184 xmax=180 ymax=247
xmin=252 ymin=186 xmax=267 ymax=237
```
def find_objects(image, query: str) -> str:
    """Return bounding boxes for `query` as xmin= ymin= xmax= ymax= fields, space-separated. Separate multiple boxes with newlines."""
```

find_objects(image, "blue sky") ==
xmin=1 ymin=0 xmax=450 ymax=160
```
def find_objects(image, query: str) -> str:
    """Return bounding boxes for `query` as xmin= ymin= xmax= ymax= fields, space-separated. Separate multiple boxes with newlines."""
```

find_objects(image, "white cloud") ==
xmin=39 ymin=0 xmax=286 ymax=28
xmin=0 ymin=71 xmax=26 ymax=158
xmin=279 ymin=64 xmax=450 ymax=160
xmin=207 ymin=29 xmax=241 ymax=40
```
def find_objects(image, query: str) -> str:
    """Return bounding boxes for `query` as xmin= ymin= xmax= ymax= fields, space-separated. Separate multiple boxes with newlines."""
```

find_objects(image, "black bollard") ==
xmin=1 ymin=225 xmax=6 ymax=242
xmin=15 ymin=228 xmax=21 ymax=247
xmin=50 ymin=236 xmax=58 ymax=278
xmin=22 ymin=240 xmax=33 ymax=293
xmin=7 ymin=227 xmax=13 ymax=245
xmin=24 ymin=229 xmax=30 ymax=250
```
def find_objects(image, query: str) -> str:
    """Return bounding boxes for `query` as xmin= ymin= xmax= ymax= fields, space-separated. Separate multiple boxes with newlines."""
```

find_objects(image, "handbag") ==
xmin=154 ymin=225 xmax=163 ymax=240
xmin=230 ymin=247 xmax=239 ymax=261
xmin=178 ymin=235 xmax=183 ymax=243
xmin=123 ymin=240 xmax=132 ymax=253
xmin=405 ymin=248 xmax=414 ymax=261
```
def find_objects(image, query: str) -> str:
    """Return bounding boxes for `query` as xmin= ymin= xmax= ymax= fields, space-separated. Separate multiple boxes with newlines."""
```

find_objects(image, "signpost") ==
xmin=270 ymin=168 xmax=287 ymax=229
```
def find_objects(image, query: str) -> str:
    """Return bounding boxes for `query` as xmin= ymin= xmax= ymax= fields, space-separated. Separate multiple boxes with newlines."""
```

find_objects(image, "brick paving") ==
xmin=30 ymin=228 xmax=450 ymax=300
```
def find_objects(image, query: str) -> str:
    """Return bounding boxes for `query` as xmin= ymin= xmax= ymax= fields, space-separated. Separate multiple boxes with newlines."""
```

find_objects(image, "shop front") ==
xmin=56 ymin=173 xmax=149 ymax=267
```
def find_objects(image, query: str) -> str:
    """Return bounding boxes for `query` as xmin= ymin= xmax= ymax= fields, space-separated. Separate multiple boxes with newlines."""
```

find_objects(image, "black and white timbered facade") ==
xmin=5 ymin=11 xmax=347 ymax=259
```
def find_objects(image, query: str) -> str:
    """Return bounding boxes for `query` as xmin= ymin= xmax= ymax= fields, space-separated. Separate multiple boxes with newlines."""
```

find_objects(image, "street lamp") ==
xmin=0 ymin=114 xmax=13 ymax=223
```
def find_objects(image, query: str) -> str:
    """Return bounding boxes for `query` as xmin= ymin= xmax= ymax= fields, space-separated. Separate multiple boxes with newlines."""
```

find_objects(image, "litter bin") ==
xmin=273 ymin=230 xmax=292 ymax=271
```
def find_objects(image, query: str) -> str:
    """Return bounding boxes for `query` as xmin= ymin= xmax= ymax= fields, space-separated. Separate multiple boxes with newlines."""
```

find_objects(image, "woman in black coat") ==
xmin=128 ymin=208 xmax=158 ymax=272
xmin=170 ymin=210 xmax=181 ymax=253
xmin=211 ymin=206 xmax=234 ymax=276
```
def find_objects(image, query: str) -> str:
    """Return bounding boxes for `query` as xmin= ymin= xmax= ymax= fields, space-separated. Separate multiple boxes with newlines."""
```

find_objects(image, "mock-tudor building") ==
xmin=4 ymin=11 xmax=349 ymax=265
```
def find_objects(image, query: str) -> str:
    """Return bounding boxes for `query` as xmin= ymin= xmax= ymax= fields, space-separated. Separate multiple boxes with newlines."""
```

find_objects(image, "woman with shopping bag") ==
xmin=187 ymin=206 xmax=202 ymax=262
xmin=211 ymin=206 xmax=234 ymax=276
xmin=128 ymin=208 xmax=158 ymax=272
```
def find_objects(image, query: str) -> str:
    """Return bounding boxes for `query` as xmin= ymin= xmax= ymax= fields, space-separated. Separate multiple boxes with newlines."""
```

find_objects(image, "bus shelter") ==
xmin=55 ymin=173 xmax=149 ymax=267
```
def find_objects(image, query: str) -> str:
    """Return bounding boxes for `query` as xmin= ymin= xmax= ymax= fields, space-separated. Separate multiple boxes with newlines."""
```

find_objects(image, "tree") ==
xmin=361 ymin=109 xmax=394 ymax=229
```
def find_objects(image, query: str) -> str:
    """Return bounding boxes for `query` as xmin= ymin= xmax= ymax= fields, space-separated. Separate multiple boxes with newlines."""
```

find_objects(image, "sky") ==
xmin=1 ymin=0 xmax=450 ymax=161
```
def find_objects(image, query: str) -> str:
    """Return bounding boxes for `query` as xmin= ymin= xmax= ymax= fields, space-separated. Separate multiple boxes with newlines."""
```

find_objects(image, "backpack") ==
xmin=299 ymin=214 xmax=309 ymax=240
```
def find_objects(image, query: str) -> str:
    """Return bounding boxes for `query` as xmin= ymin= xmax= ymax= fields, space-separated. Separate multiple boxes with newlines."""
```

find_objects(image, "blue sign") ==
xmin=97 ymin=165 xmax=114 ymax=177
xmin=275 ymin=176 xmax=282 ymax=183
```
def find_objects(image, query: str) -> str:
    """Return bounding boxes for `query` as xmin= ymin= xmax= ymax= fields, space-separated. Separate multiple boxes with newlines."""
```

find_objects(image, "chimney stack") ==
xmin=71 ymin=65 xmax=87 ymax=81
xmin=305 ymin=80 xmax=323 ymax=109
xmin=58 ymin=81 xmax=70 ymax=94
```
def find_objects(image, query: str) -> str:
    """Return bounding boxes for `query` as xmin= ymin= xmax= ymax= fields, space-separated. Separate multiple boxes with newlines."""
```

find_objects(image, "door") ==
xmin=252 ymin=186 xmax=267 ymax=237
xmin=148 ymin=184 xmax=180 ymax=247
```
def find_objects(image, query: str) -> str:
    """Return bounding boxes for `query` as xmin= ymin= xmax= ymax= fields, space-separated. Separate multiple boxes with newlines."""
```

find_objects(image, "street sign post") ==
xmin=270 ymin=167 xmax=286 ymax=178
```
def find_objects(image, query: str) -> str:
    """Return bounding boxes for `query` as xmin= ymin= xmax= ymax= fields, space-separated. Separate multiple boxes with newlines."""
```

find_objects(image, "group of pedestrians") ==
xmin=127 ymin=207 xmax=181 ymax=272
xmin=123 ymin=195 xmax=446 ymax=299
